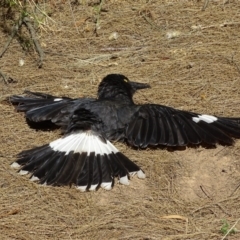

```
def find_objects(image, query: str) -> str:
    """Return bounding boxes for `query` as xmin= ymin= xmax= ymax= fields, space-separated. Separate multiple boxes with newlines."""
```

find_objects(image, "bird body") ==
xmin=10 ymin=74 xmax=240 ymax=191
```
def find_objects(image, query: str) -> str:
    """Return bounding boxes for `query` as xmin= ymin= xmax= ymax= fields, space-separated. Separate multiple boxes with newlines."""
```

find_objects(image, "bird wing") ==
xmin=10 ymin=91 xmax=95 ymax=126
xmin=125 ymin=104 xmax=240 ymax=148
xmin=11 ymin=108 xmax=145 ymax=191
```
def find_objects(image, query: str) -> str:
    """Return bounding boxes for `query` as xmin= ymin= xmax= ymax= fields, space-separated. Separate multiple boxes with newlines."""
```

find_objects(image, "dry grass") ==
xmin=1 ymin=0 xmax=240 ymax=239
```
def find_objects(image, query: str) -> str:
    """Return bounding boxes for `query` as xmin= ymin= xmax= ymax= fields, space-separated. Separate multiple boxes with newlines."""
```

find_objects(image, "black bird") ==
xmin=10 ymin=74 xmax=240 ymax=191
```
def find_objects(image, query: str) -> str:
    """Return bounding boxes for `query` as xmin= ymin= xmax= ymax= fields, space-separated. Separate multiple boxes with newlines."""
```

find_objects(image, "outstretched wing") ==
xmin=125 ymin=104 xmax=240 ymax=148
xmin=11 ymin=109 xmax=145 ymax=191
xmin=10 ymin=91 xmax=95 ymax=126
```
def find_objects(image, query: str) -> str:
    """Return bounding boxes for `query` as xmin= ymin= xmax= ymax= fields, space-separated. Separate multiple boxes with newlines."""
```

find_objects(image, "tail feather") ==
xmin=34 ymin=152 xmax=65 ymax=184
xmin=11 ymin=131 xmax=145 ymax=191
xmin=51 ymin=151 xmax=77 ymax=185
xmin=108 ymin=153 xmax=130 ymax=184
xmin=99 ymin=154 xmax=114 ymax=190
xmin=18 ymin=144 xmax=51 ymax=169
xmin=67 ymin=152 xmax=89 ymax=185
xmin=76 ymin=152 xmax=95 ymax=191
xmin=115 ymin=152 xmax=144 ymax=177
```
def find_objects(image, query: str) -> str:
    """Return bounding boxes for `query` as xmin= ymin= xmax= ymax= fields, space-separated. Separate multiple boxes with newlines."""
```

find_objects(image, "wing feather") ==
xmin=125 ymin=104 xmax=240 ymax=147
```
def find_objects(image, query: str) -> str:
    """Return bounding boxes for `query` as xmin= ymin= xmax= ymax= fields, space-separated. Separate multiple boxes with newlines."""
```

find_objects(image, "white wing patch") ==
xmin=53 ymin=98 xmax=63 ymax=102
xmin=50 ymin=132 xmax=118 ymax=155
xmin=192 ymin=114 xmax=218 ymax=124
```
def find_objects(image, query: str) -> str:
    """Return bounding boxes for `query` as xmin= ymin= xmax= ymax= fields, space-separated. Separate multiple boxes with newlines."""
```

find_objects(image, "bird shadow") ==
xmin=26 ymin=119 xmax=60 ymax=132
xmin=127 ymin=142 xmax=232 ymax=152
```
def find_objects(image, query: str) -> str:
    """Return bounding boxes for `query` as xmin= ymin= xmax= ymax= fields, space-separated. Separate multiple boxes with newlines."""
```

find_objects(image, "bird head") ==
xmin=98 ymin=74 xmax=150 ymax=102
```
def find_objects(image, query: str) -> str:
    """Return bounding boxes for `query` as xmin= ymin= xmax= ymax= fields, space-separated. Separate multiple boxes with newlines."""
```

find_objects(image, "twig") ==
xmin=215 ymin=203 xmax=232 ymax=217
xmin=0 ymin=209 xmax=20 ymax=219
xmin=200 ymin=185 xmax=213 ymax=200
xmin=226 ymin=54 xmax=240 ymax=75
xmin=222 ymin=0 xmax=230 ymax=5
xmin=0 ymin=69 xmax=8 ymax=84
xmin=100 ymin=47 xmax=143 ymax=52
xmin=218 ymin=53 xmax=240 ymax=80
xmin=141 ymin=14 xmax=161 ymax=31
xmin=0 ymin=17 xmax=23 ymax=58
xmin=68 ymin=0 xmax=79 ymax=34
xmin=220 ymin=22 xmax=240 ymax=27
xmin=192 ymin=22 xmax=240 ymax=31
xmin=94 ymin=0 xmax=104 ymax=36
xmin=192 ymin=201 xmax=233 ymax=216
xmin=27 ymin=0 xmax=56 ymax=24
xmin=23 ymin=17 xmax=44 ymax=68
xmin=231 ymin=183 xmax=240 ymax=196
xmin=1 ymin=1 xmax=45 ymax=68
xmin=202 ymin=0 xmax=210 ymax=11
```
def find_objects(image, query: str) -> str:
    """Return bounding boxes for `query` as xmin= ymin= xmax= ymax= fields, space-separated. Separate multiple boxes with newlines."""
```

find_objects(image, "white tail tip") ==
xmin=119 ymin=175 xmax=130 ymax=185
xmin=11 ymin=162 xmax=21 ymax=169
xmin=89 ymin=184 xmax=98 ymax=191
xmin=101 ymin=182 xmax=112 ymax=190
xmin=76 ymin=186 xmax=87 ymax=192
xmin=19 ymin=170 xmax=29 ymax=175
xmin=30 ymin=175 xmax=40 ymax=182
xmin=137 ymin=170 xmax=146 ymax=179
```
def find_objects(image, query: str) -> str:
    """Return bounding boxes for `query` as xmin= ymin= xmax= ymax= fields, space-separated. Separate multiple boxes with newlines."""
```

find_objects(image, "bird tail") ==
xmin=11 ymin=131 xmax=145 ymax=191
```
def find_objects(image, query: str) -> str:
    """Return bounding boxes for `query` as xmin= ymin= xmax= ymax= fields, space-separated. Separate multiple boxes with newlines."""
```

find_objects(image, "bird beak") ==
xmin=130 ymin=81 xmax=151 ymax=91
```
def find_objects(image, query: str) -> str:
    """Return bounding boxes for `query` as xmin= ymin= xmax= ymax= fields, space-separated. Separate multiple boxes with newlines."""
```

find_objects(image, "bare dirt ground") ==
xmin=1 ymin=0 xmax=240 ymax=239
